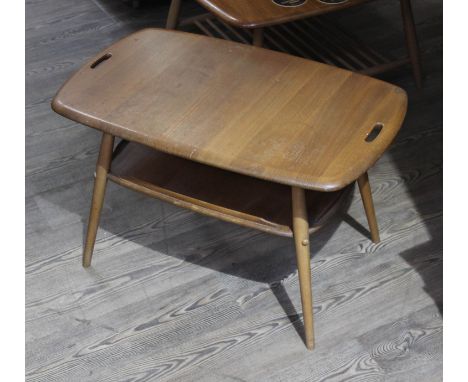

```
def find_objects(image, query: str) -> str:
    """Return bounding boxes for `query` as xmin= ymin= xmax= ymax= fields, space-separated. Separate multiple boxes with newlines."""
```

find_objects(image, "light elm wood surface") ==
xmin=26 ymin=0 xmax=442 ymax=381
xmin=52 ymin=29 xmax=407 ymax=191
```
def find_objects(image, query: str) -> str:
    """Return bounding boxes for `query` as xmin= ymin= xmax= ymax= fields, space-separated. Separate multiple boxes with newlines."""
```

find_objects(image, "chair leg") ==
xmin=400 ymin=0 xmax=423 ymax=88
xmin=291 ymin=186 xmax=315 ymax=350
xmin=252 ymin=28 xmax=264 ymax=47
xmin=82 ymin=133 xmax=115 ymax=268
xmin=166 ymin=0 xmax=182 ymax=30
xmin=357 ymin=172 xmax=381 ymax=244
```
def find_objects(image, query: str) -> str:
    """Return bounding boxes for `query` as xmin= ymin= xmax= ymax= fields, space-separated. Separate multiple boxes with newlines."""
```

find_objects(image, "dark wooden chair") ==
xmin=166 ymin=0 xmax=422 ymax=87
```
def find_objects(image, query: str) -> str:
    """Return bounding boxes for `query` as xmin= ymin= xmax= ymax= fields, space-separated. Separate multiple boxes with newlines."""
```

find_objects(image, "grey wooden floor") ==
xmin=26 ymin=0 xmax=442 ymax=381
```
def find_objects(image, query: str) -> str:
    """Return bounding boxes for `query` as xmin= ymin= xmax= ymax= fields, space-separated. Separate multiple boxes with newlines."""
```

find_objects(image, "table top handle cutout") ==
xmin=90 ymin=53 xmax=112 ymax=69
xmin=365 ymin=123 xmax=384 ymax=142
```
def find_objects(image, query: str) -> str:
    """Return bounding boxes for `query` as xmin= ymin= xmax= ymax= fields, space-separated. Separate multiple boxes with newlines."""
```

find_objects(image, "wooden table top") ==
xmin=52 ymin=29 xmax=407 ymax=192
xmin=195 ymin=0 xmax=371 ymax=28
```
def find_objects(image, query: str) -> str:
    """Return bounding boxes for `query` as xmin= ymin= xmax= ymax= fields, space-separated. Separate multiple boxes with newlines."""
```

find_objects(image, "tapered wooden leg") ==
xmin=291 ymin=186 xmax=315 ymax=350
xmin=357 ymin=172 xmax=380 ymax=244
xmin=252 ymin=28 xmax=264 ymax=47
xmin=400 ymin=0 xmax=423 ymax=88
xmin=166 ymin=0 xmax=182 ymax=30
xmin=82 ymin=133 xmax=115 ymax=268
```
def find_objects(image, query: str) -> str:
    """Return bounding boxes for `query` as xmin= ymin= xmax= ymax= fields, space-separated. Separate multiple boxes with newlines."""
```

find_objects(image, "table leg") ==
xmin=400 ymin=0 xmax=423 ymax=88
xmin=291 ymin=186 xmax=315 ymax=350
xmin=357 ymin=172 xmax=381 ymax=244
xmin=252 ymin=28 xmax=264 ymax=47
xmin=82 ymin=133 xmax=115 ymax=268
xmin=166 ymin=0 xmax=183 ymax=30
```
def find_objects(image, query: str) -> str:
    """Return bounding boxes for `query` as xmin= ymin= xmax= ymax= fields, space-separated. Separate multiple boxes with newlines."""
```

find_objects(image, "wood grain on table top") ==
xmin=195 ymin=0 xmax=372 ymax=28
xmin=52 ymin=29 xmax=407 ymax=192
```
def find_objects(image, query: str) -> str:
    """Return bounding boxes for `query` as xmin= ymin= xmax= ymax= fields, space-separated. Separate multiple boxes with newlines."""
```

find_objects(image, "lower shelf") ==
xmin=179 ymin=13 xmax=409 ymax=76
xmin=108 ymin=141 xmax=351 ymax=237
